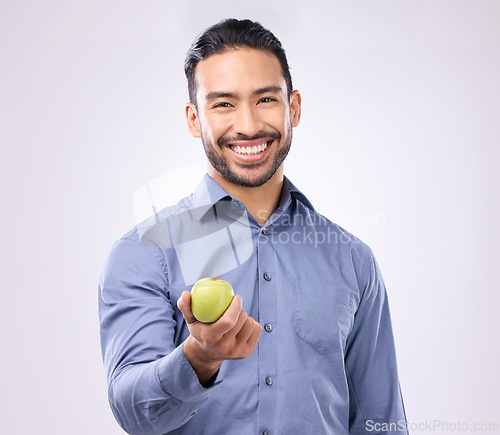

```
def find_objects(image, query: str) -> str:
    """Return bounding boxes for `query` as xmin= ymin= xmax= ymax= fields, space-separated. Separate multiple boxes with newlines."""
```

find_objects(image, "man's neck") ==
xmin=208 ymin=168 xmax=284 ymax=227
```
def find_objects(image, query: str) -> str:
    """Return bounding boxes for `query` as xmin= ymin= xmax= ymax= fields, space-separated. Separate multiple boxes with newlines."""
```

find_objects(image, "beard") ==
xmin=201 ymin=125 xmax=292 ymax=188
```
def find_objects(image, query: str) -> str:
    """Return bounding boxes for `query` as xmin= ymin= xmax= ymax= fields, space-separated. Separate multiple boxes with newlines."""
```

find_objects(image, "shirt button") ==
xmin=264 ymin=323 xmax=273 ymax=332
xmin=263 ymin=431 xmax=271 ymax=435
xmin=265 ymin=376 xmax=273 ymax=386
xmin=262 ymin=227 xmax=267 ymax=235
xmin=263 ymin=272 xmax=271 ymax=281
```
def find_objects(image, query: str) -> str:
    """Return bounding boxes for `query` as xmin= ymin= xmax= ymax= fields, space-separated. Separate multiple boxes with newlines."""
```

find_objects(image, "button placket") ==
xmin=257 ymin=226 xmax=277 ymax=435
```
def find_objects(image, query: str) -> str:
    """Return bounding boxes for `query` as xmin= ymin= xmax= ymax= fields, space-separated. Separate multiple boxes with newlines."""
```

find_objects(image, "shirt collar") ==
xmin=279 ymin=175 xmax=316 ymax=213
xmin=192 ymin=173 xmax=315 ymax=221
xmin=192 ymin=174 xmax=232 ymax=220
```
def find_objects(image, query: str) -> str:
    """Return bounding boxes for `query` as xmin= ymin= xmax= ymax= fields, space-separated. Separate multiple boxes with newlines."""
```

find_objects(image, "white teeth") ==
xmin=231 ymin=141 xmax=269 ymax=155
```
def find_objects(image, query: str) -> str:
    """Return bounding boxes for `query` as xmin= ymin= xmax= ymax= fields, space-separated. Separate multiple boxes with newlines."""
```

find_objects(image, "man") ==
xmin=99 ymin=18 xmax=408 ymax=434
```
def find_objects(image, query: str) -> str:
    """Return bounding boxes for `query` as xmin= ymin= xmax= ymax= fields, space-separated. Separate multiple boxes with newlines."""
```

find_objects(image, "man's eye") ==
xmin=213 ymin=102 xmax=232 ymax=108
xmin=260 ymin=97 xmax=276 ymax=103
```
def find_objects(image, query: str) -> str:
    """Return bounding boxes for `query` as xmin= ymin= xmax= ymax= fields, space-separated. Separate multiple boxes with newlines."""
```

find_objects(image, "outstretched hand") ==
xmin=177 ymin=290 xmax=262 ymax=386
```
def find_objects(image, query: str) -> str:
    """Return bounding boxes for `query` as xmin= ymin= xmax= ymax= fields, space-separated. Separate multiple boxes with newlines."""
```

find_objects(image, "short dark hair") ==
xmin=184 ymin=18 xmax=293 ymax=109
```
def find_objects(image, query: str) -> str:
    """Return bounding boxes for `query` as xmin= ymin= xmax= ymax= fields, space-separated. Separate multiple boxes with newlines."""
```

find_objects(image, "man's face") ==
xmin=186 ymin=48 xmax=301 ymax=188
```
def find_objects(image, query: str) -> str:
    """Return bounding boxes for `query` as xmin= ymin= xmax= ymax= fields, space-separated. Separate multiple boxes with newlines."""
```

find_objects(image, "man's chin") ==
xmin=224 ymin=167 xmax=279 ymax=188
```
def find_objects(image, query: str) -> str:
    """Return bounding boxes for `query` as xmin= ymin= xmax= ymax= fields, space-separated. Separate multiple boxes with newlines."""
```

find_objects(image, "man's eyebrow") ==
xmin=252 ymin=86 xmax=284 ymax=95
xmin=205 ymin=91 xmax=237 ymax=101
xmin=205 ymin=86 xmax=284 ymax=101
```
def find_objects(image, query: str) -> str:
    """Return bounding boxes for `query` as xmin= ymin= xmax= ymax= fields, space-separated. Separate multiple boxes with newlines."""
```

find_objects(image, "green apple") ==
xmin=191 ymin=276 xmax=234 ymax=323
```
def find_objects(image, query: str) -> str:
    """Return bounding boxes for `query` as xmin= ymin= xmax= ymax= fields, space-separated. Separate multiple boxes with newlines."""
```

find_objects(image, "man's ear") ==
xmin=289 ymin=90 xmax=302 ymax=127
xmin=186 ymin=102 xmax=201 ymax=138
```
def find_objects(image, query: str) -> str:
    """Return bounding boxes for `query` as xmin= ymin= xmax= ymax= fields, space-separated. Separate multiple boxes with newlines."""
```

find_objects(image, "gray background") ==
xmin=1 ymin=1 xmax=499 ymax=434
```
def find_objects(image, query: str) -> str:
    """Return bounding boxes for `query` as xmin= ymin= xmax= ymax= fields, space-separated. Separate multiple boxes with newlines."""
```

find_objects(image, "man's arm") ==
xmin=345 ymin=249 xmax=408 ymax=434
xmin=98 ymin=236 xmax=260 ymax=435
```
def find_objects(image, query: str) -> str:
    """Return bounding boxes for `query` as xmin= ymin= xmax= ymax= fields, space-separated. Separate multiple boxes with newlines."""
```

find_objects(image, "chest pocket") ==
xmin=294 ymin=277 xmax=355 ymax=355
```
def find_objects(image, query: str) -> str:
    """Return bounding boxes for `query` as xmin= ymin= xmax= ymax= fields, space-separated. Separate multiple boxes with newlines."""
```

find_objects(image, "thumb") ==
xmin=177 ymin=290 xmax=197 ymax=324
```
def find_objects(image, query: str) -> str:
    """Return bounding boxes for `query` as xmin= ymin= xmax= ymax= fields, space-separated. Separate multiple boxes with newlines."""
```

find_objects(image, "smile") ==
xmin=229 ymin=140 xmax=270 ymax=155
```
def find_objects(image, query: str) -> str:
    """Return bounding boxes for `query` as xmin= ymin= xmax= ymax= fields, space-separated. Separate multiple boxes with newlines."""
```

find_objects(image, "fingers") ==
xmin=178 ymin=291 xmax=261 ymax=360
xmin=222 ymin=307 xmax=248 ymax=341
xmin=246 ymin=320 xmax=262 ymax=353
xmin=209 ymin=295 xmax=244 ymax=341
xmin=218 ymin=317 xmax=261 ymax=359
xmin=222 ymin=294 xmax=243 ymax=323
xmin=235 ymin=316 xmax=260 ymax=344
xmin=178 ymin=292 xmax=243 ymax=336
xmin=177 ymin=291 xmax=197 ymax=324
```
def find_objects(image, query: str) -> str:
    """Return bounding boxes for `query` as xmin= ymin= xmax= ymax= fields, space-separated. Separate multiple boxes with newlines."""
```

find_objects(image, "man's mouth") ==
xmin=228 ymin=140 xmax=271 ymax=156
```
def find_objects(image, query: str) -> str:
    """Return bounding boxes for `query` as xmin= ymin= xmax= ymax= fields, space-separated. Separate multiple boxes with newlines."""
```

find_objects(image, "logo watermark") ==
xmin=366 ymin=419 xmax=500 ymax=433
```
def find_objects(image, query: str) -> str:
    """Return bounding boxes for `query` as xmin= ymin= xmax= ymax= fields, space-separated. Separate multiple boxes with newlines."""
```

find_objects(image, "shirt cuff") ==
xmin=156 ymin=344 xmax=223 ymax=403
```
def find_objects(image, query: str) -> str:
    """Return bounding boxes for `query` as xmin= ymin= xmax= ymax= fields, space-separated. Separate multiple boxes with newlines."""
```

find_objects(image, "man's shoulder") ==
xmin=120 ymin=193 xmax=195 ymax=248
xmin=101 ymin=194 xmax=195 ymax=278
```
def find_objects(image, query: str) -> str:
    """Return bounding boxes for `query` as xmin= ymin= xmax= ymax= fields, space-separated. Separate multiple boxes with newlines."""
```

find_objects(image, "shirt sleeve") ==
xmin=345 ymin=248 xmax=408 ymax=434
xmin=98 ymin=236 xmax=220 ymax=435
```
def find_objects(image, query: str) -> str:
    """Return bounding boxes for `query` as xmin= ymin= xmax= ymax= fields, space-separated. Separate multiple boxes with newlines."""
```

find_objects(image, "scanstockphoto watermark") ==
xmin=258 ymin=211 xmax=387 ymax=247
xmin=256 ymin=210 xmax=387 ymax=230
xmin=366 ymin=419 xmax=500 ymax=432
xmin=262 ymin=226 xmax=356 ymax=247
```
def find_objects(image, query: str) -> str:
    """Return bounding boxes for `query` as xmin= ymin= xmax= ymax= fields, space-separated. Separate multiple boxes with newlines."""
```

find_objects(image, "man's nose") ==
xmin=233 ymin=104 xmax=262 ymax=136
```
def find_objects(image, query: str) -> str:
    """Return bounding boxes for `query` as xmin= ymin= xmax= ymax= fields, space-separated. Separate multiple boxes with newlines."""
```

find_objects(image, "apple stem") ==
xmin=213 ymin=268 xmax=217 ymax=280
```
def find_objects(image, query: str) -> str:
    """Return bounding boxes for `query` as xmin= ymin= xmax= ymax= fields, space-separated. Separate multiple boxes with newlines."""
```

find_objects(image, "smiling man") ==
xmin=186 ymin=47 xmax=300 ymax=226
xmin=99 ymin=19 xmax=408 ymax=434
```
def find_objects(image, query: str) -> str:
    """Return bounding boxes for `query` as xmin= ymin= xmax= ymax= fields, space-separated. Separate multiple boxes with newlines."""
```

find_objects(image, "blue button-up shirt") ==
xmin=98 ymin=174 xmax=408 ymax=434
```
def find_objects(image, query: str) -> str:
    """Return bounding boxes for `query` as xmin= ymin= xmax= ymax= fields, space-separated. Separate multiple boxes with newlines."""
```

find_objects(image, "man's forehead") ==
xmin=194 ymin=48 xmax=286 ymax=97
